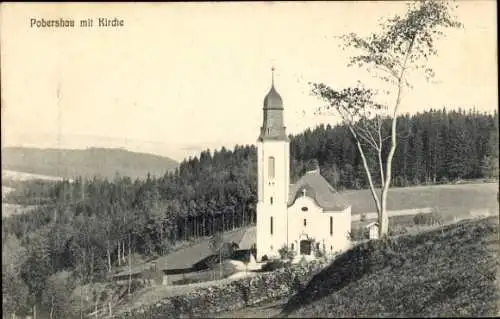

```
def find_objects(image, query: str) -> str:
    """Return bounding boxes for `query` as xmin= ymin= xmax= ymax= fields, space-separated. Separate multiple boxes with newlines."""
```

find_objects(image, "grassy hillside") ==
xmin=2 ymin=146 xmax=178 ymax=180
xmin=282 ymin=216 xmax=499 ymax=317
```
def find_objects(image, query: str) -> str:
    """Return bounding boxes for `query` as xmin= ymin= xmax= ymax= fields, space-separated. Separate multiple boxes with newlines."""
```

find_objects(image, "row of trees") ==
xmin=292 ymin=108 xmax=498 ymax=190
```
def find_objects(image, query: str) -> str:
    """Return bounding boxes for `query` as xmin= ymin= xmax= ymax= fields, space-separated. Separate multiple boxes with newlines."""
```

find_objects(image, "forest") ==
xmin=2 ymin=108 xmax=498 ymax=317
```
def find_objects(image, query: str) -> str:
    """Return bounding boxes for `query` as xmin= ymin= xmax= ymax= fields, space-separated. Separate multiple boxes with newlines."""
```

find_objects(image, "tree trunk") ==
xmin=212 ymin=215 xmax=215 ymax=235
xmin=94 ymin=298 xmax=98 ymax=319
xmin=219 ymin=248 xmax=223 ymax=279
xmin=117 ymin=240 xmax=121 ymax=267
xmin=128 ymin=233 xmax=132 ymax=295
xmin=380 ymin=76 xmax=406 ymax=237
xmin=202 ymin=215 xmax=206 ymax=237
xmin=242 ymin=203 xmax=246 ymax=227
xmin=184 ymin=218 xmax=187 ymax=241
xmin=107 ymin=240 xmax=112 ymax=272
xmin=160 ymin=225 xmax=164 ymax=255
xmin=122 ymin=241 xmax=126 ymax=264
xmin=232 ymin=209 xmax=235 ymax=230
xmin=80 ymin=283 xmax=84 ymax=319
xmin=193 ymin=217 xmax=197 ymax=239
xmin=174 ymin=219 xmax=178 ymax=242
xmin=50 ymin=296 xmax=54 ymax=319
xmin=90 ymin=249 xmax=94 ymax=280
xmin=348 ymin=125 xmax=382 ymax=214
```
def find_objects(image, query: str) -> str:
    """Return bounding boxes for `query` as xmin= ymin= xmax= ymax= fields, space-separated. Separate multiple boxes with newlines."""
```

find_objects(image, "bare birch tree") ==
xmin=311 ymin=0 xmax=462 ymax=236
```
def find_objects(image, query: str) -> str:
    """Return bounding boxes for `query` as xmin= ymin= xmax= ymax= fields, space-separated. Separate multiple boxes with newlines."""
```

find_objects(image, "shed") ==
xmin=365 ymin=222 xmax=379 ymax=240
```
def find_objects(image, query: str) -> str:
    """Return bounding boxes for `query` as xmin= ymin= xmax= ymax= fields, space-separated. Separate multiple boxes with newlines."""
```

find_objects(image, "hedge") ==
xmin=117 ymin=259 xmax=331 ymax=318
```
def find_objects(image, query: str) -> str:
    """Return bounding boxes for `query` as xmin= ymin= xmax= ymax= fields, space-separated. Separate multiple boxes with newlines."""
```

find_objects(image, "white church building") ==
xmin=255 ymin=69 xmax=352 ymax=261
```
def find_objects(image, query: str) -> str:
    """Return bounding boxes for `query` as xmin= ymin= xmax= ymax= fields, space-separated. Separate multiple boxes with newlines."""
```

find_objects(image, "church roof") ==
xmin=263 ymin=67 xmax=283 ymax=109
xmin=263 ymin=85 xmax=283 ymax=109
xmin=288 ymin=169 xmax=350 ymax=211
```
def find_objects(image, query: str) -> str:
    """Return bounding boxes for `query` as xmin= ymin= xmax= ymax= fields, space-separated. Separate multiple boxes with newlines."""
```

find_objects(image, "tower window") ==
xmin=291 ymin=243 xmax=294 ymax=250
xmin=270 ymin=216 xmax=273 ymax=235
xmin=270 ymin=197 xmax=273 ymax=205
xmin=303 ymin=219 xmax=307 ymax=227
xmin=330 ymin=216 xmax=333 ymax=235
xmin=268 ymin=156 xmax=275 ymax=179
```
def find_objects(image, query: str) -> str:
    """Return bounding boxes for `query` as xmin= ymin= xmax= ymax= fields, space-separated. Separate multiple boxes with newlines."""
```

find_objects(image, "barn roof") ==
xmin=288 ymin=169 xmax=350 ymax=211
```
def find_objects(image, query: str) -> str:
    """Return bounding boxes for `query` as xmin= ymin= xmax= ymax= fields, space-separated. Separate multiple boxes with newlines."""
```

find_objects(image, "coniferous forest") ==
xmin=2 ymin=109 xmax=499 ymax=316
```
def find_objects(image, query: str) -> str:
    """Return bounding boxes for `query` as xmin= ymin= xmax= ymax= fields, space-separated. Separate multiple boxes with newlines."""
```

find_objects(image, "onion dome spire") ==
xmin=259 ymin=67 xmax=288 ymax=141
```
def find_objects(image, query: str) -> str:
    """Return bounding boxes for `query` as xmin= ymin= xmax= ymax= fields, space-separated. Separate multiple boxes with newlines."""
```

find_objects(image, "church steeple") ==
xmin=259 ymin=67 xmax=288 ymax=141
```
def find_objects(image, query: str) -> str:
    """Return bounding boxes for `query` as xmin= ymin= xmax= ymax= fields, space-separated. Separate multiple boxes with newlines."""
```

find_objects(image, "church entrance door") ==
xmin=299 ymin=240 xmax=312 ymax=255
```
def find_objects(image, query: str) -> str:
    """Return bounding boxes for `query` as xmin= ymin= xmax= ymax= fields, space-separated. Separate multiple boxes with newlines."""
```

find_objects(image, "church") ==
xmin=255 ymin=69 xmax=352 ymax=262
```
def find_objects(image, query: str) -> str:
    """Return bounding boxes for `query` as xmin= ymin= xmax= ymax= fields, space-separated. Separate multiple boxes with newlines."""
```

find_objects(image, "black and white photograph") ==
xmin=1 ymin=1 xmax=498 ymax=318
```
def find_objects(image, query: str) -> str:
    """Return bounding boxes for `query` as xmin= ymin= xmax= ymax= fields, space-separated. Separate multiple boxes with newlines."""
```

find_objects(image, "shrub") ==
xmin=349 ymin=227 xmax=367 ymax=241
xmin=413 ymin=210 xmax=443 ymax=226
xmin=388 ymin=224 xmax=409 ymax=236
xmin=440 ymin=176 xmax=449 ymax=184
xmin=299 ymin=255 xmax=307 ymax=265
xmin=314 ymin=249 xmax=324 ymax=258
xmin=261 ymin=260 xmax=290 ymax=272
xmin=278 ymin=245 xmax=296 ymax=260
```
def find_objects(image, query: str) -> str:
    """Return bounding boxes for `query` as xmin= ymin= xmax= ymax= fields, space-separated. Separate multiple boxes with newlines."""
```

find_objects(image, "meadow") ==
xmin=340 ymin=182 xmax=499 ymax=216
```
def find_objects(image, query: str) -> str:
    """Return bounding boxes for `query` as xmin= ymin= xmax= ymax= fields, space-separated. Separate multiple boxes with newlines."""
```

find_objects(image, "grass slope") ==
xmin=282 ymin=216 xmax=499 ymax=317
xmin=2 ymin=146 xmax=178 ymax=180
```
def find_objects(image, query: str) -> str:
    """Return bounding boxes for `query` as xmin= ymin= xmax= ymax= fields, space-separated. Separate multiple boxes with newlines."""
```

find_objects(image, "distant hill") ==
xmin=1 ymin=147 xmax=178 ymax=180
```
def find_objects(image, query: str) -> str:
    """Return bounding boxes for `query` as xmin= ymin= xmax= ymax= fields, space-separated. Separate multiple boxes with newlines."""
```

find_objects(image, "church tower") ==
xmin=256 ymin=67 xmax=290 ymax=261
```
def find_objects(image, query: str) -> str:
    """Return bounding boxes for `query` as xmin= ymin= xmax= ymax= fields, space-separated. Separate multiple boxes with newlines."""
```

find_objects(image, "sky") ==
xmin=1 ymin=1 xmax=497 ymax=162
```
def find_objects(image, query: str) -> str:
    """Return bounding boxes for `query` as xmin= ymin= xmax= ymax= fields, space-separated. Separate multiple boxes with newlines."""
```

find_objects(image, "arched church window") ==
xmin=303 ymin=219 xmax=307 ymax=227
xmin=268 ymin=156 xmax=275 ymax=179
xmin=270 ymin=197 xmax=273 ymax=205
xmin=291 ymin=243 xmax=294 ymax=250
xmin=330 ymin=217 xmax=333 ymax=235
